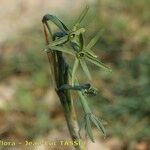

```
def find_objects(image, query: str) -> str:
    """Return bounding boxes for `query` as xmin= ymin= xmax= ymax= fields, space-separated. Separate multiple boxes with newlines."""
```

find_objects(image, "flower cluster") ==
xmin=42 ymin=6 xmax=111 ymax=142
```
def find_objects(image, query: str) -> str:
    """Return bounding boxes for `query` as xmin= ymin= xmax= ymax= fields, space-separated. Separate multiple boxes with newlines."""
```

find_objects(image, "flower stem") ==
xmin=43 ymin=23 xmax=85 ymax=150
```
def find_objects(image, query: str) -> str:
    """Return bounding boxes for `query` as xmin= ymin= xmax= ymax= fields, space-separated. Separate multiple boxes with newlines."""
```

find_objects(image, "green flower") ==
xmin=85 ymin=113 xmax=106 ymax=142
xmin=71 ymin=31 xmax=112 ymax=85
xmin=43 ymin=7 xmax=89 ymax=50
xmin=42 ymin=6 xmax=111 ymax=142
xmin=45 ymin=31 xmax=112 ymax=86
xmin=43 ymin=6 xmax=111 ymax=85
xmin=78 ymin=91 xmax=106 ymax=142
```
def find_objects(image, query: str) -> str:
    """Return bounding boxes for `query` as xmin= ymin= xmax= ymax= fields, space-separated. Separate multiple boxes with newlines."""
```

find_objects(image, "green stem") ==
xmin=55 ymin=52 xmax=84 ymax=150
xmin=44 ymin=22 xmax=85 ymax=150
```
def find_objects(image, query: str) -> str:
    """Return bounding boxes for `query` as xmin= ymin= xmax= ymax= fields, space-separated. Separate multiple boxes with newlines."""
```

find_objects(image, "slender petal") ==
xmin=74 ymin=6 xmax=89 ymax=26
xmin=50 ymin=35 xmax=69 ymax=46
xmin=90 ymin=115 xmax=106 ymax=137
xmin=85 ymin=54 xmax=112 ymax=71
xmin=84 ymin=49 xmax=97 ymax=58
xmin=45 ymin=46 xmax=75 ymax=56
xmin=85 ymin=114 xmax=94 ymax=142
xmin=86 ymin=29 xmax=104 ymax=49
xmin=80 ymin=59 xmax=92 ymax=80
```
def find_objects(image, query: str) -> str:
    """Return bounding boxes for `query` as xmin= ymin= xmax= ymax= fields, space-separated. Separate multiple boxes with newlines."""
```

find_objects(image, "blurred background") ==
xmin=0 ymin=0 xmax=149 ymax=150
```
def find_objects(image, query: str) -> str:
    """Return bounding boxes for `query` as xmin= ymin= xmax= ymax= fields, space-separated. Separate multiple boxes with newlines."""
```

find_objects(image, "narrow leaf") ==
xmin=50 ymin=35 xmax=69 ymax=46
xmin=86 ymin=29 xmax=104 ymax=49
xmin=85 ymin=54 xmax=112 ymax=71
xmin=85 ymin=114 xmax=94 ymax=142
xmin=42 ymin=14 xmax=69 ymax=33
xmin=79 ymin=59 xmax=92 ymax=80
xmin=91 ymin=115 xmax=106 ymax=137
xmin=75 ymin=6 xmax=89 ymax=26
xmin=84 ymin=49 xmax=97 ymax=58
xmin=72 ymin=58 xmax=79 ymax=85
xmin=78 ymin=92 xmax=92 ymax=114
xmin=87 ymin=51 xmax=97 ymax=58
xmin=45 ymin=46 xmax=74 ymax=56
